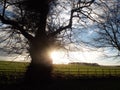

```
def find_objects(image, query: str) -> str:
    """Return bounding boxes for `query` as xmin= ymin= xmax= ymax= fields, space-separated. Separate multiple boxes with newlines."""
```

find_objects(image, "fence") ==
xmin=53 ymin=67 xmax=120 ymax=77
xmin=0 ymin=65 xmax=120 ymax=78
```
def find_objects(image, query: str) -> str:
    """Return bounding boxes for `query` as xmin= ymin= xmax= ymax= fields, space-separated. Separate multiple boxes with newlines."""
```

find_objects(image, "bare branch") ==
xmin=49 ymin=0 xmax=95 ymax=37
xmin=0 ymin=15 xmax=34 ymax=42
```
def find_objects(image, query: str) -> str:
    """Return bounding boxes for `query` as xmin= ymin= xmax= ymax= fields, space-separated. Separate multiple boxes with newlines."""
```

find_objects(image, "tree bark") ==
xmin=25 ymin=37 xmax=53 ymax=85
xmin=23 ymin=0 xmax=54 ymax=85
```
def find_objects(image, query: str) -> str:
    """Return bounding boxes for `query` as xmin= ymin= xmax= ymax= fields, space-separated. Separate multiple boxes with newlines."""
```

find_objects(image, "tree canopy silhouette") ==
xmin=87 ymin=0 xmax=120 ymax=57
xmin=0 ymin=0 xmax=95 ymax=84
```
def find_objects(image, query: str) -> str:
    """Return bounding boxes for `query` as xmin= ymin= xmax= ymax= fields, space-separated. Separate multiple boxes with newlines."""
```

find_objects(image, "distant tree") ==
xmin=91 ymin=0 xmax=120 ymax=56
xmin=0 ymin=0 xmax=95 ymax=84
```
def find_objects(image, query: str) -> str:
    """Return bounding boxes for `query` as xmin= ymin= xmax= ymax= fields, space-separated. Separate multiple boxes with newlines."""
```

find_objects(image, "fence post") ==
xmin=114 ymin=69 xmax=117 ymax=76
xmin=95 ymin=69 xmax=97 ymax=76
xmin=102 ymin=69 xmax=104 ymax=77
xmin=109 ymin=69 xmax=111 ymax=76
xmin=87 ymin=68 xmax=89 ymax=76
xmin=68 ymin=67 xmax=70 ymax=75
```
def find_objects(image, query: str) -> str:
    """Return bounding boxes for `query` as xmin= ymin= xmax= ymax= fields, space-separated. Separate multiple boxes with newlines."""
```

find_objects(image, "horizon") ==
xmin=0 ymin=52 xmax=120 ymax=66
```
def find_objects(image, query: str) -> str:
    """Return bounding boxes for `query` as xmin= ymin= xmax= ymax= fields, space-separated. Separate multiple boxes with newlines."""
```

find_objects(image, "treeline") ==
xmin=69 ymin=62 xmax=100 ymax=66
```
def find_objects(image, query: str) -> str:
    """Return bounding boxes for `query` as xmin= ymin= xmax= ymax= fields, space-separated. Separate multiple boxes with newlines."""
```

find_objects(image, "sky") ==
xmin=0 ymin=0 xmax=120 ymax=66
xmin=1 ymin=46 xmax=120 ymax=66
xmin=49 ymin=46 xmax=120 ymax=66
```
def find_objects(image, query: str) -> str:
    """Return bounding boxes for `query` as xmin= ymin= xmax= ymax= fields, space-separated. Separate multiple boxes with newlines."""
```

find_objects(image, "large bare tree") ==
xmin=89 ymin=0 xmax=120 ymax=56
xmin=0 ymin=0 xmax=95 ymax=84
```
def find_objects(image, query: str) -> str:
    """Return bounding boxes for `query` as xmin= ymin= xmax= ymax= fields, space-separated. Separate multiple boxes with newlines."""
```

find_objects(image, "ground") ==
xmin=0 ymin=77 xmax=120 ymax=90
xmin=0 ymin=61 xmax=120 ymax=90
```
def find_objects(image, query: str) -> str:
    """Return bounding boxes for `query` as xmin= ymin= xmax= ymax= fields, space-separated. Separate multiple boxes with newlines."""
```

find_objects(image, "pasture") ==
xmin=0 ymin=61 xmax=120 ymax=79
xmin=53 ymin=64 xmax=120 ymax=77
xmin=0 ymin=61 xmax=120 ymax=90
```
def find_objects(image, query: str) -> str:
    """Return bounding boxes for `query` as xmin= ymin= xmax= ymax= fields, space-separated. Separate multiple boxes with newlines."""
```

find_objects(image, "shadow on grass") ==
xmin=0 ymin=76 xmax=120 ymax=90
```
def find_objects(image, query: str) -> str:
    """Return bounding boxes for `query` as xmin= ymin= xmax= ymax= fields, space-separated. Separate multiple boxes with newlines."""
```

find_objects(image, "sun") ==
xmin=51 ymin=51 xmax=60 ymax=61
xmin=50 ymin=51 xmax=69 ymax=64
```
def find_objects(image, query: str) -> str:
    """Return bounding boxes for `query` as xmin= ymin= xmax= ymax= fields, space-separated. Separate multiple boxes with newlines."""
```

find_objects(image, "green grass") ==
xmin=53 ymin=64 xmax=120 ymax=77
xmin=0 ymin=61 xmax=120 ymax=78
xmin=0 ymin=61 xmax=29 ymax=84
xmin=0 ymin=61 xmax=120 ymax=90
xmin=0 ymin=61 xmax=28 ymax=71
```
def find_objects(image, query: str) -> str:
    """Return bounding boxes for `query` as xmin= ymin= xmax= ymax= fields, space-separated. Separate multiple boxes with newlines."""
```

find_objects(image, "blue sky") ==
xmin=0 ymin=0 xmax=120 ymax=66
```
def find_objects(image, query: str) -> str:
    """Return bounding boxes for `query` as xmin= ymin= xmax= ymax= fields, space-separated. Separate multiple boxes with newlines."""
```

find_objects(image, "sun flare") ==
xmin=50 ymin=51 xmax=69 ymax=64
xmin=50 ymin=49 xmax=104 ymax=65
xmin=51 ymin=51 xmax=60 ymax=61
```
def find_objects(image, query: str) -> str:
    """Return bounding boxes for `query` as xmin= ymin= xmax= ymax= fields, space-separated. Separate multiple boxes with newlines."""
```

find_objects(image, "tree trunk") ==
xmin=23 ymin=0 xmax=53 ymax=86
xmin=25 ymin=37 xmax=53 ymax=85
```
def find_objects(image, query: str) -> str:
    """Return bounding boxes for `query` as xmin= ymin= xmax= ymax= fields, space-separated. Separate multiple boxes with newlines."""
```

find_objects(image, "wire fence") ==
xmin=53 ymin=66 xmax=120 ymax=77
xmin=0 ymin=65 xmax=120 ymax=78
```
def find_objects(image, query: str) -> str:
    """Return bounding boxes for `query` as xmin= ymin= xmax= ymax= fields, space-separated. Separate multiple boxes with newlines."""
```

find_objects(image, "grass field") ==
xmin=0 ymin=61 xmax=28 ymax=71
xmin=0 ymin=61 xmax=120 ymax=79
xmin=53 ymin=64 xmax=120 ymax=77
xmin=0 ymin=61 xmax=120 ymax=90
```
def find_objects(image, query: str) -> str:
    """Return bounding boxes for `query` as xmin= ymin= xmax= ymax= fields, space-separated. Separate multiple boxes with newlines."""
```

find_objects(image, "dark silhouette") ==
xmin=21 ymin=0 xmax=53 ymax=85
xmin=0 ymin=0 xmax=95 ymax=86
xmin=69 ymin=62 xmax=100 ymax=66
xmin=85 ymin=0 xmax=120 ymax=57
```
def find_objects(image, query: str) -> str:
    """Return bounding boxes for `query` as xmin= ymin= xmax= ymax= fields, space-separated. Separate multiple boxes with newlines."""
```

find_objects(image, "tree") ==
xmin=0 ymin=0 xmax=95 ymax=84
xmin=90 ymin=0 xmax=120 ymax=56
